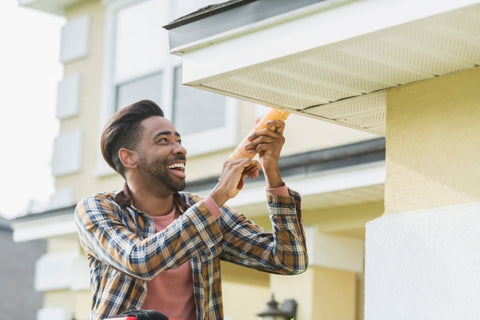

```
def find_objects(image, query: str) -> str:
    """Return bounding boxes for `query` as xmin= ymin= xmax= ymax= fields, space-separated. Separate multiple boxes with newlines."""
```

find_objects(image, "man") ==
xmin=75 ymin=100 xmax=308 ymax=320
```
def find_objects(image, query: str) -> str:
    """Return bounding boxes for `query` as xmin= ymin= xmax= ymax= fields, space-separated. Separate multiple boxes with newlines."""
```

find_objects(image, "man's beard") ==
xmin=138 ymin=156 xmax=186 ymax=192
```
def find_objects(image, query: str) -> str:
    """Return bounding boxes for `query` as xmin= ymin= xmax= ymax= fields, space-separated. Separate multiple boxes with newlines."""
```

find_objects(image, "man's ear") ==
xmin=118 ymin=148 xmax=138 ymax=169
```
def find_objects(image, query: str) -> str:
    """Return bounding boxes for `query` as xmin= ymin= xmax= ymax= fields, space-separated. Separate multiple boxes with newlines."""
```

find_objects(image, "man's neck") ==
xmin=126 ymin=179 xmax=175 ymax=216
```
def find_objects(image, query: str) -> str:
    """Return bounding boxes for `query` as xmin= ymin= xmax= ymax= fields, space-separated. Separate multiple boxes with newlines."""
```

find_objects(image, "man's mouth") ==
xmin=168 ymin=162 xmax=185 ymax=170
xmin=168 ymin=162 xmax=186 ymax=178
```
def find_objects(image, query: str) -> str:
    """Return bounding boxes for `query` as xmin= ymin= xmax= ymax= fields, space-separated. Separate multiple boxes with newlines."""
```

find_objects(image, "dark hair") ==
xmin=101 ymin=100 xmax=164 ymax=177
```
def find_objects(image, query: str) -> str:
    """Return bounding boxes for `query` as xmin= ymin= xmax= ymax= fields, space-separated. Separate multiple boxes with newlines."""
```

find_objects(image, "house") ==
xmin=17 ymin=0 xmax=478 ymax=319
xmin=0 ymin=216 xmax=46 ymax=320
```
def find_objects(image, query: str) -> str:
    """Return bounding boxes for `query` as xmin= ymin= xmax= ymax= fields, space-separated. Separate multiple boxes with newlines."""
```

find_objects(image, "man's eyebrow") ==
xmin=154 ymin=131 xmax=181 ymax=139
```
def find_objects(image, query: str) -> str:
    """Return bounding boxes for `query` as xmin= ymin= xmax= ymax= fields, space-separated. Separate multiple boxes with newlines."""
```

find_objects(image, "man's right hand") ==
xmin=209 ymin=158 xmax=260 ymax=207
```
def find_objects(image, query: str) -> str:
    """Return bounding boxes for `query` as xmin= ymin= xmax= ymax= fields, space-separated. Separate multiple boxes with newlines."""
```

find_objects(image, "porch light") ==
xmin=256 ymin=294 xmax=296 ymax=320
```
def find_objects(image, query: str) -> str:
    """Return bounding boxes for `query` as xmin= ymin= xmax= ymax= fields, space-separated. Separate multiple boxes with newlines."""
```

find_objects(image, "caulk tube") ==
xmin=228 ymin=107 xmax=290 ymax=161
xmin=222 ymin=107 xmax=290 ymax=190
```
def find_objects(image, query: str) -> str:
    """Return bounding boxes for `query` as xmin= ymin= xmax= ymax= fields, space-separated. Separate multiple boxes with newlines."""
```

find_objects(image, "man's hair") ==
xmin=101 ymin=99 xmax=164 ymax=177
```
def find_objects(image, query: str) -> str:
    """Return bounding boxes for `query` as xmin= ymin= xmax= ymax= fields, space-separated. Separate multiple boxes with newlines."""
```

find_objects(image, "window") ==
xmin=98 ymin=0 xmax=237 ymax=171
xmin=112 ymin=0 xmax=168 ymax=111
xmin=172 ymin=66 xmax=225 ymax=135
xmin=115 ymin=71 xmax=163 ymax=111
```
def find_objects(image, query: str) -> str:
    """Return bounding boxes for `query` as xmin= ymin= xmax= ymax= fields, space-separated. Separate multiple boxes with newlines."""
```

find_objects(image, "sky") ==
xmin=0 ymin=2 xmax=64 ymax=218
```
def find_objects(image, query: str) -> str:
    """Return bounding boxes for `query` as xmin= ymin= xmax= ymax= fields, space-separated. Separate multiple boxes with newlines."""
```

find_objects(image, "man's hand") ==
xmin=210 ymin=119 xmax=286 ymax=207
xmin=210 ymin=158 xmax=260 ymax=207
xmin=244 ymin=119 xmax=285 ymax=188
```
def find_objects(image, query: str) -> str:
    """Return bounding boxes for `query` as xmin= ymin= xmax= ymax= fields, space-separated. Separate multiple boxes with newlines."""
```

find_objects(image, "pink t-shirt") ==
xmin=142 ymin=209 xmax=196 ymax=320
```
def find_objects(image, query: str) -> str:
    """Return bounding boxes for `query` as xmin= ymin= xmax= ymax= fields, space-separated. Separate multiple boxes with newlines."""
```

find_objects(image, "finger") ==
xmin=237 ymin=160 xmax=260 ymax=189
xmin=243 ymin=161 xmax=258 ymax=173
xmin=247 ymin=131 xmax=282 ymax=146
xmin=265 ymin=119 xmax=285 ymax=133
xmin=231 ymin=159 xmax=259 ymax=177
xmin=245 ymin=135 xmax=284 ymax=152
xmin=248 ymin=166 xmax=260 ymax=179
xmin=248 ymin=126 xmax=284 ymax=141
xmin=236 ymin=171 xmax=249 ymax=190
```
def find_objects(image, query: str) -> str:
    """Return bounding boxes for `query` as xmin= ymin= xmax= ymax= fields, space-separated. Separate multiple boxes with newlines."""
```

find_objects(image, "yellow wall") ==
xmin=44 ymin=290 xmax=77 ymax=318
xmin=75 ymin=291 xmax=93 ymax=320
xmin=252 ymin=200 xmax=383 ymax=239
xmin=55 ymin=0 xmax=117 ymax=199
xmin=271 ymin=265 xmax=357 ymax=320
xmin=221 ymin=262 xmax=271 ymax=320
xmin=385 ymin=67 xmax=480 ymax=214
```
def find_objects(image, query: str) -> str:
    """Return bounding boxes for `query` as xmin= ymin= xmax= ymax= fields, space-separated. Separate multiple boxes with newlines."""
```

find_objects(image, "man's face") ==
xmin=136 ymin=116 xmax=187 ymax=192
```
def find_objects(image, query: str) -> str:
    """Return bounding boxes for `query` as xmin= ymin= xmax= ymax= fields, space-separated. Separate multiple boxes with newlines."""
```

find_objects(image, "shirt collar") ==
xmin=115 ymin=182 xmax=133 ymax=208
xmin=114 ymin=181 xmax=189 ymax=213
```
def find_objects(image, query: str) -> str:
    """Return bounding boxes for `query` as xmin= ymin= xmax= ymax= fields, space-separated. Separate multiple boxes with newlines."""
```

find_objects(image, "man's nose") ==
xmin=173 ymin=143 xmax=187 ymax=155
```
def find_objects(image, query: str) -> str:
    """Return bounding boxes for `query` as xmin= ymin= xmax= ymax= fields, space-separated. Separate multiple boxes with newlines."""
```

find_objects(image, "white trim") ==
xmin=35 ymin=251 xmax=78 ymax=291
xmin=51 ymin=129 xmax=83 ymax=177
xmin=12 ymin=214 xmax=76 ymax=242
xmin=35 ymin=250 xmax=90 ymax=292
xmin=37 ymin=308 xmax=67 ymax=320
xmin=55 ymin=73 xmax=81 ymax=119
xmin=170 ymin=0 xmax=350 ymax=55
xmin=177 ymin=0 xmax=480 ymax=84
xmin=225 ymin=160 xmax=385 ymax=208
xmin=60 ymin=14 xmax=90 ymax=63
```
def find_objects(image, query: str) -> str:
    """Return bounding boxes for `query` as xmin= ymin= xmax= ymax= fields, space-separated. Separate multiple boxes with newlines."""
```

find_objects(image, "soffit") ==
xmin=18 ymin=0 xmax=83 ymax=15
xmin=173 ymin=1 xmax=480 ymax=136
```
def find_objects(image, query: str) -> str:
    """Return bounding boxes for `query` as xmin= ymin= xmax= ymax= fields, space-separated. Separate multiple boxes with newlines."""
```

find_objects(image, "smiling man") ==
xmin=75 ymin=100 xmax=308 ymax=320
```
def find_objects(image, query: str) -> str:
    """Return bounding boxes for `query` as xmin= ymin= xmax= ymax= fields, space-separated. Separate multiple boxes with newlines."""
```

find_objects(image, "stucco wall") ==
xmin=385 ymin=67 xmax=480 ymax=213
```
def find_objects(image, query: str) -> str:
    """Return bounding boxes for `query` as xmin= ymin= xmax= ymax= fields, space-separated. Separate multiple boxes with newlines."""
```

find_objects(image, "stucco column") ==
xmin=365 ymin=67 xmax=480 ymax=319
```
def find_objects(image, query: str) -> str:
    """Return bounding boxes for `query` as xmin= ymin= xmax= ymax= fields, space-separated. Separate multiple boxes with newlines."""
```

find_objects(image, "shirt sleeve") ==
xmin=203 ymin=195 xmax=222 ymax=219
xmin=266 ymin=184 xmax=289 ymax=197
xmin=217 ymin=187 xmax=308 ymax=275
xmin=74 ymin=193 xmax=224 ymax=280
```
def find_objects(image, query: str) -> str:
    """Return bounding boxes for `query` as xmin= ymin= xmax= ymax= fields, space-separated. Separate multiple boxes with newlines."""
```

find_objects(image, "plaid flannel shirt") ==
xmin=75 ymin=186 xmax=308 ymax=320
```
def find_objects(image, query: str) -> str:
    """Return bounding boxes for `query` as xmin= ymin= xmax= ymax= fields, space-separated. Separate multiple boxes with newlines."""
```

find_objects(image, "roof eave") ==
xmin=165 ymin=0 xmax=480 ymax=136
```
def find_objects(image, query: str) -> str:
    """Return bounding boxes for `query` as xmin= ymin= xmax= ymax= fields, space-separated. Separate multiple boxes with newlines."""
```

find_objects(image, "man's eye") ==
xmin=177 ymin=140 xmax=182 ymax=145
xmin=157 ymin=138 xmax=168 ymax=144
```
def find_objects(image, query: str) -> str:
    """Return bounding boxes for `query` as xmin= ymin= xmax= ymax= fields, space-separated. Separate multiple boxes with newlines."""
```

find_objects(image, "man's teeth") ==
xmin=168 ymin=163 xmax=185 ymax=169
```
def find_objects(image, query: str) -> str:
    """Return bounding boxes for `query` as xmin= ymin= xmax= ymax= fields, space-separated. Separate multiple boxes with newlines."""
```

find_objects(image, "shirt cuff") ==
xmin=266 ymin=184 xmax=289 ymax=197
xmin=204 ymin=195 xmax=222 ymax=219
